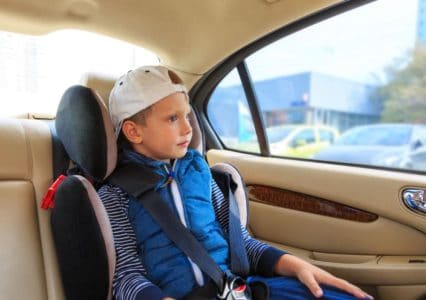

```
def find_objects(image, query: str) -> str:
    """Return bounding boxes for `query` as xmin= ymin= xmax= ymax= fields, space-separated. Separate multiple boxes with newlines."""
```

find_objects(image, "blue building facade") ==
xmin=208 ymin=72 xmax=381 ymax=140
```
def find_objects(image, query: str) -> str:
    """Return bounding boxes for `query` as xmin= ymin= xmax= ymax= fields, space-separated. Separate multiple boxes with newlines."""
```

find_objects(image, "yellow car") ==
xmin=267 ymin=125 xmax=339 ymax=158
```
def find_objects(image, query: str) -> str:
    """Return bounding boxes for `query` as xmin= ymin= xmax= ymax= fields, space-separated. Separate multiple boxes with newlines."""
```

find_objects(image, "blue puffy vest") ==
xmin=122 ymin=149 xmax=230 ymax=299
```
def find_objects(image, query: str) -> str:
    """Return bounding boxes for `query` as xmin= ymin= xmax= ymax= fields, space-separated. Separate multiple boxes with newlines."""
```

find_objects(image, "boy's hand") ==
xmin=274 ymin=254 xmax=373 ymax=299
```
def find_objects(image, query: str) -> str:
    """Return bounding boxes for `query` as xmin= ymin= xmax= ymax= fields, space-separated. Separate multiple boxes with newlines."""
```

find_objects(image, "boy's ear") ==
xmin=122 ymin=120 xmax=143 ymax=144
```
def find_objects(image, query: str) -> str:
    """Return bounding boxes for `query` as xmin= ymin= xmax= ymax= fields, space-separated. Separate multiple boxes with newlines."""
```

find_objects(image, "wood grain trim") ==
xmin=248 ymin=185 xmax=378 ymax=222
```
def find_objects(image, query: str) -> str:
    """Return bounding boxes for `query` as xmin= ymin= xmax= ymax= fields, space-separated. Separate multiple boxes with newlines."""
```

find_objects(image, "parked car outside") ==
xmin=267 ymin=124 xmax=339 ymax=158
xmin=313 ymin=123 xmax=426 ymax=170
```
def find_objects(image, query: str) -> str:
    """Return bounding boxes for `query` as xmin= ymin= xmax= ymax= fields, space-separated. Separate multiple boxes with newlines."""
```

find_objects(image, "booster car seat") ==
xmin=46 ymin=84 xmax=249 ymax=299
xmin=48 ymin=85 xmax=117 ymax=300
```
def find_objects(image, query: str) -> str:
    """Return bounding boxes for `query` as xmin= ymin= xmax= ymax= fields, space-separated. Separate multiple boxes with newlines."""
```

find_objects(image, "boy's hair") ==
xmin=109 ymin=65 xmax=187 ymax=139
xmin=116 ymin=104 xmax=155 ymax=150
xmin=126 ymin=105 xmax=153 ymax=127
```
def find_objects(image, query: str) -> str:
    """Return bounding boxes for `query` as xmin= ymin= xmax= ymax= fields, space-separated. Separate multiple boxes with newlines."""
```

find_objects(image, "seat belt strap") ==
xmin=142 ymin=189 xmax=225 ymax=289
xmin=211 ymin=169 xmax=250 ymax=276
xmin=228 ymin=183 xmax=250 ymax=276
xmin=48 ymin=121 xmax=69 ymax=179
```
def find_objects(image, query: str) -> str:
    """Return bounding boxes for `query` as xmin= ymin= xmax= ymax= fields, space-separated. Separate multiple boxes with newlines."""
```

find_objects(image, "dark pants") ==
xmin=248 ymin=275 xmax=363 ymax=300
xmin=185 ymin=275 xmax=364 ymax=300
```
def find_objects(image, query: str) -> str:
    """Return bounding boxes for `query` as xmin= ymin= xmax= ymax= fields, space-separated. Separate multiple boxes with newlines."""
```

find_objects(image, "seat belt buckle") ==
xmin=217 ymin=272 xmax=252 ymax=300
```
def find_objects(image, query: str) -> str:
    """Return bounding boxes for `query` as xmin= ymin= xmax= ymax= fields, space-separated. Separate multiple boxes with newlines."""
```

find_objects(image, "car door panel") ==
xmin=247 ymin=200 xmax=425 ymax=255
xmin=207 ymin=149 xmax=426 ymax=298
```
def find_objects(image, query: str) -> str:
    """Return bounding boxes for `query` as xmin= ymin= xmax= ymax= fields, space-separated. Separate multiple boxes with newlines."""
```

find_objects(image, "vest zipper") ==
xmin=165 ymin=162 xmax=205 ymax=286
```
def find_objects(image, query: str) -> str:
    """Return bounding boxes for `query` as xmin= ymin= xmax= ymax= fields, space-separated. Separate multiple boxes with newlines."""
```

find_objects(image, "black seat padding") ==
xmin=55 ymin=85 xmax=117 ymax=180
xmin=50 ymin=85 xmax=117 ymax=300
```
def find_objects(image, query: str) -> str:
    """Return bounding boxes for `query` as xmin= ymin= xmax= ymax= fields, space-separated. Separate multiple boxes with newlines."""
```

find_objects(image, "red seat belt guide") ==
xmin=41 ymin=174 xmax=67 ymax=209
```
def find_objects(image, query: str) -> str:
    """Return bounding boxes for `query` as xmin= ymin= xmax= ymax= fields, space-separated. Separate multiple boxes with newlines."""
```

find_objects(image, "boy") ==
xmin=98 ymin=65 xmax=373 ymax=300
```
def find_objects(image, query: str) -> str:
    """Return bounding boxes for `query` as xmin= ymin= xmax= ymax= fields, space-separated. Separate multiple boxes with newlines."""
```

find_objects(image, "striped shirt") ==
xmin=98 ymin=179 xmax=285 ymax=300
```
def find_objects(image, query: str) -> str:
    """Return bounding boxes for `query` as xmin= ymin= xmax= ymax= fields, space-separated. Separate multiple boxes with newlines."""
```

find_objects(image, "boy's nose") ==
xmin=182 ymin=118 xmax=192 ymax=135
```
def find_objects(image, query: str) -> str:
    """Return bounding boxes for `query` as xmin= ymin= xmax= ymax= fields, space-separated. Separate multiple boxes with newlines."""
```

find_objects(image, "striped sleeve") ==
xmin=98 ymin=184 xmax=165 ymax=300
xmin=211 ymin=179 xmax=286 ymax=277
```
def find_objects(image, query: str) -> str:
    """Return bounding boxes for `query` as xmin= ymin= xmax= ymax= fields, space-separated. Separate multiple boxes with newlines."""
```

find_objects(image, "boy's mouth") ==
xmin=178 ymin=140 xmax=190 ymax=147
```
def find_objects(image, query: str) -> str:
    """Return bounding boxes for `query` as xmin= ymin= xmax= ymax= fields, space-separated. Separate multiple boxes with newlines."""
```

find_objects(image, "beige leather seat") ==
xmin=0 ymin=118 xmax=64 ymax=299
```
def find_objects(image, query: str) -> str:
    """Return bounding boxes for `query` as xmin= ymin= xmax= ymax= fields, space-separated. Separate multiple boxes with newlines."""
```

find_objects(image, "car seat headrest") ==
xmin=55 ymin=85 xmax=117 ymax=180
xmin=80 ymin=73 xmax=115 ymax=105
xmin=188 ymin=108 xmax=203 ymax=153
xmin=211 ymin=163 xmax=248 ymax=227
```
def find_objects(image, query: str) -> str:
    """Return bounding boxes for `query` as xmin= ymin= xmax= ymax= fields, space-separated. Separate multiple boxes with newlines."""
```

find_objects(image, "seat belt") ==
xmin=228 ymin=181 xmax=250 ymax=276
xmin=108 ymin=163 xmax=250 ymax=293
xmin=211 ymin=169 xmax=249 ymax=276
xmin=141 ymin=189 xmax=225 ymax=288
xmin=48 ymin=121 xmax=70 ymax=179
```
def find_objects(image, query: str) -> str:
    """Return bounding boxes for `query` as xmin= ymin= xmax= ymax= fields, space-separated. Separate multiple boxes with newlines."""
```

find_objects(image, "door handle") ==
xmin=402 ymin=188 xmax=426 ymax=214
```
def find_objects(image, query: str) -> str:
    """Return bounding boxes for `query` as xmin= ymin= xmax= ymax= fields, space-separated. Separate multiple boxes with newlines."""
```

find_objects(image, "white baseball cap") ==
xmin=109 ymin=65 xmax=188 ymax=138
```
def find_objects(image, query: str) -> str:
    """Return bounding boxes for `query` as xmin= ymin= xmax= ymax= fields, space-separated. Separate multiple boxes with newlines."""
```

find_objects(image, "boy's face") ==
xmin=130 ymin=92 xmax=192 ymax=160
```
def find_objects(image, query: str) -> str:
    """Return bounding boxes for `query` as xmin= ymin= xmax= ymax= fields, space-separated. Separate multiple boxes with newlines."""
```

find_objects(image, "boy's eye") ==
xmin=169 ymin=115 xmax=178 ymax=122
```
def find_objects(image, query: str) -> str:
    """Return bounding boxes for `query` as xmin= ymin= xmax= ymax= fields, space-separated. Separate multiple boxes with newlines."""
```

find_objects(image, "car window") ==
xmin=292 ymin=129 xmax=315 ymax=146
xmin=266 ymin=126 xmax=294 ymax=143
xmin=206 ymin=0 xmax=426 ymax=172
xmin=319 ymin=128 xmax=335 ymax=143
xmin=0 ymin=29 xmax=159 ymax=117
xmin=413 ymin=126 xmax=426 ymax=145
xmin=208 ymin=69 xmax=259 ymax=153
xmin=335 ymin=125 xmax=412 ymax=146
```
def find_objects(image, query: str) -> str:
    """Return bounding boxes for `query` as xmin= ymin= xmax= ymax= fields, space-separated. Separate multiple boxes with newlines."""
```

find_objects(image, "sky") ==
xmin=222 ymin=0 xmax=419 ymax=87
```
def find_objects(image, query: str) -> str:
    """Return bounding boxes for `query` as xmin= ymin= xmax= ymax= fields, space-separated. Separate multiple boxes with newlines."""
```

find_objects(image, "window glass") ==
xmin=414 ymin=126 xmax=426 ymax=145
xmin=207 ymin=0 xmax=426 ymax=172
xmin=0 ymin=29 xmax=158 ymax=117
xmin=335 ymin=125 xmax=412 ymax=146
xmin=319 ymin=128 xmax=335 ymax=143
xmin=207 ymin=69 xmax=259 ymax=153
xmin=293 ymin=129 xmax=315 ymax=145
xmin=267 ymin=126 xmax=294 ymax=143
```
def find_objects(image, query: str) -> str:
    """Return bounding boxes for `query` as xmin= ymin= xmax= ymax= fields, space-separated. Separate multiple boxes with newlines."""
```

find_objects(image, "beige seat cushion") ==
xmin=0 ymin=119 xmax=64 ymax=300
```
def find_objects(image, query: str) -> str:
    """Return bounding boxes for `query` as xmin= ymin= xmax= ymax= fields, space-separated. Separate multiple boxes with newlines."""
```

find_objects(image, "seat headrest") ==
xmin=80 ymin=73 xmax=115 ymax=107
xmin=55 ymin=85 xmax=117 ymax=181
xmin=210 ymin=163 xmax=248 ymax=226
